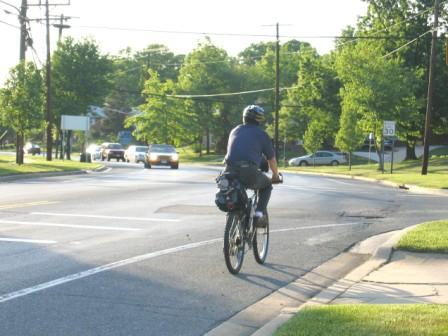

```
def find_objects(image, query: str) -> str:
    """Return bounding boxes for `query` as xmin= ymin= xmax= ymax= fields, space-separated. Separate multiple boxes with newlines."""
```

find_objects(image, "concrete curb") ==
xmin=250 ymin=225 xmax=422 ymax=336
xmin=0 ymin=165 xmax=107 ymax=183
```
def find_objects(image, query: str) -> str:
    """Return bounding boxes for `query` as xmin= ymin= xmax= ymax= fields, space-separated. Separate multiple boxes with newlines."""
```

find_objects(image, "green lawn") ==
xmin=0 ymin=154 xmax=102 ymax=176
xmin=275 ymin=304 xmax=448 ymax=336
xmin=397 ymin=220 xmax=448 ymax=253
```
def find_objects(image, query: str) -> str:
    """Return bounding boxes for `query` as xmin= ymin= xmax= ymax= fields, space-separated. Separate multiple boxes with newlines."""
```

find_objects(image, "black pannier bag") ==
xmin=215 ymin=172 xmax=246 ymax=212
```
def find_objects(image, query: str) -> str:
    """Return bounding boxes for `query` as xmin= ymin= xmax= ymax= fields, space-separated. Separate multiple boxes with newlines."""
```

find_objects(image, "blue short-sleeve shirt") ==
xmin=225 ymin=124 xmax=275 ymax=167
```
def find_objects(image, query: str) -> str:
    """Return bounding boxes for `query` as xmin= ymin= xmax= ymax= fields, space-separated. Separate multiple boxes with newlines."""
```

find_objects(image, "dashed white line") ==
xmin=31 ymin=212 xmax=180 ymax=222
xmin=0 ymin=238 xmax=57 ymax=244
xmin=0 ymin=220 xmax=142 ymax=232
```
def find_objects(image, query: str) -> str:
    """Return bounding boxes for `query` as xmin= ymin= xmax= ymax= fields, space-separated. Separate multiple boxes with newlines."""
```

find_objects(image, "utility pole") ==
xmin=274 ymin=22 xmax=280 ymax=162
xmin=421 ymin=0 xmax=440 ymax=175
xmin=17 ymin=0 xmax=27 ymax=165
xmin=53 ymin=14 xmax=70 ymax=41
xmin=44 ymin=0 xmax=53 ymax=161
xmin=27 ymin=0 xmax=70 ymax=161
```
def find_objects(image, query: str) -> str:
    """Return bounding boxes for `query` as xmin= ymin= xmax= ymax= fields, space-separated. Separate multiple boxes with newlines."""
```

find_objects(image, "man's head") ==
xmin=243 ymin=105 xmax=265 ymax=125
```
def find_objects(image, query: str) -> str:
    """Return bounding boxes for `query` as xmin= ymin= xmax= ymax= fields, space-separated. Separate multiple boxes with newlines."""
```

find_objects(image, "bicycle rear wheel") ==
xmin=223 ymin=212 xmax=245 ymax=274
xmin=253 ymin=212 xmax=269 ymax=264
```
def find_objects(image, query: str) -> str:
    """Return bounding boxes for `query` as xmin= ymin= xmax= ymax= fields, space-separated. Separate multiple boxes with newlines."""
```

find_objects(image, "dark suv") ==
xmin=101 ymin=142 xmax=125 ymax=162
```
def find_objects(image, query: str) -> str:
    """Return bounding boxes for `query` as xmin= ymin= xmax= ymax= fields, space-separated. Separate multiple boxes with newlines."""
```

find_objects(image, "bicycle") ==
xmin=221 ymin=173 xmax=282 ymax=274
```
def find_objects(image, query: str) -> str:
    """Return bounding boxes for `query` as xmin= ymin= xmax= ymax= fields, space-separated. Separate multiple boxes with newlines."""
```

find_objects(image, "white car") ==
xmin=125 ymin=145 xmax=149 ymax=163
xmin=86 ymin=144 xmax=101 ymax=161
xmin=289 ymin=151 xmax=347 ymax=166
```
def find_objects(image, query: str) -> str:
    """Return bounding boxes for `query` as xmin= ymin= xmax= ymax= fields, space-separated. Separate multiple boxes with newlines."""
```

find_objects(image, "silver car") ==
xmin=289 ymin=151 xmax=347 ymax=166
xmin=125 ymin=145 xmax=149 ymax=163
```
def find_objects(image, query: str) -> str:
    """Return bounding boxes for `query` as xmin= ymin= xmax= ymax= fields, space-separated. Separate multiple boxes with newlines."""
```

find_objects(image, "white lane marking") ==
xmin=0 ymin=221 xmax=367 ymax=304
xmin=271 ymin=222 xmax=364 ymax=234
xmin=0 ymin=238 xmax=222 ymax=303
xmin=31 ymin=212 xmax=180 ymax=223
xmin=0 ymin=220 xmax=141 ymax=232
xmin=0 ymin=238 xmax=57 ymax=244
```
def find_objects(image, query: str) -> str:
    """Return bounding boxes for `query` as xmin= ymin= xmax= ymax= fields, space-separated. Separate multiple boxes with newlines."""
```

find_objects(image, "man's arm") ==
xmin=268 ymin=157 xmax=280 ymax=181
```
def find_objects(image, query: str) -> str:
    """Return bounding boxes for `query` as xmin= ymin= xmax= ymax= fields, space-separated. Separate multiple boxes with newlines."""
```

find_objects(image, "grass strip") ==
xmin=275 ymin=304 xmax=448 ymax=336
xmin=0 ymin=155 xmax=102 ymax=176
xmin=397 ymin=220 xmax=448 ymax=253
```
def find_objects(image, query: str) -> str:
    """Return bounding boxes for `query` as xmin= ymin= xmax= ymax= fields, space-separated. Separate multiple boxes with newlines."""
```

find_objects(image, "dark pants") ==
xmin=225 ymin=162 xmax=272 ymax=213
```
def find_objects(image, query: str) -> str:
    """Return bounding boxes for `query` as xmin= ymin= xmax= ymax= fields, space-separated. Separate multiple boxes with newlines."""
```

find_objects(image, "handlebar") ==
xmin=271 ymin=172 xmax=283 ymax=185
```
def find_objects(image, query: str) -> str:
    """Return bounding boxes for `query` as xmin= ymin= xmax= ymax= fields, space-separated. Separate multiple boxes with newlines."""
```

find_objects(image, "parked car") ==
xmin=125 ymin=145 xmax=149 ymax=163
xmin=144 ymin=144 xmax=179 ymax=169
xmin=100 ymin=142 xmax=125 ymax=162
xmin=289 ymin=151 xmax=347 ymax=166
xmin=23 ymin=142 xmax=41 ymax=155
xmin=86 ymin=144 xmax=101 ymax=161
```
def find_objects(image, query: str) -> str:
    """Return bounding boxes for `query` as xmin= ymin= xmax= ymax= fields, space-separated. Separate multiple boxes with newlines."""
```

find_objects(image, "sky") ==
xmin=0 ymin=0 xmax=368 ymax=84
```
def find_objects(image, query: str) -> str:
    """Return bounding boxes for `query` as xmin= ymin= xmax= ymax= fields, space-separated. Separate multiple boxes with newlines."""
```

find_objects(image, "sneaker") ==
xmin=253 ymin=215 xmax=267 ymax=228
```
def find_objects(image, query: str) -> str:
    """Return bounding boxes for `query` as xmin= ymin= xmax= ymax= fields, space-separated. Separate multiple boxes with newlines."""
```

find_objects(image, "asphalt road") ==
xmin=0 ymin=163 xmax=447 ymax=335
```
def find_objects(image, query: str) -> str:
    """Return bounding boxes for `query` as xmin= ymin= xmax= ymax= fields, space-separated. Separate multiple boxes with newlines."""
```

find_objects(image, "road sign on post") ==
xmin=383 ymin=120 xmax=396 ymax=137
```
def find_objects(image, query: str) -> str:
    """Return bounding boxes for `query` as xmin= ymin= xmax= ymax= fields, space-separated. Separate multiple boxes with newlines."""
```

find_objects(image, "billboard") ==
xmin=61 ymin=115 xmax=90 ymax=131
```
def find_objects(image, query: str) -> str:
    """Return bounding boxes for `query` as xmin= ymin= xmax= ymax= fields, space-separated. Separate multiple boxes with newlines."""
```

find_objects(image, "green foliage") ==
xmin=178 ymin=38 xmax=242 ymax=152
xmin=52 ymin=37 xmax=112 ymax=121
xmin=0 ymin=62 xmax=44 ymax=137
xmin=303 ymin=120 xmax=325 ymax=156
xmin=125 ymin=70 xmax=195 ymax=146
xmin=280 ymin=48 xmax=341 ymax=147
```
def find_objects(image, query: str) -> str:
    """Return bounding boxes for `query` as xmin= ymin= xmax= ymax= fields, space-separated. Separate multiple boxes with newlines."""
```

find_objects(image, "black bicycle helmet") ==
xmin=243 ymin=105 xmax=265 ymax=124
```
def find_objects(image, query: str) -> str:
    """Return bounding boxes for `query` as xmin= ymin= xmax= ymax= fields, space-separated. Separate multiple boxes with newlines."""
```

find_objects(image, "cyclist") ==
xmin=224 ymin=105 xmax=280 ymax=227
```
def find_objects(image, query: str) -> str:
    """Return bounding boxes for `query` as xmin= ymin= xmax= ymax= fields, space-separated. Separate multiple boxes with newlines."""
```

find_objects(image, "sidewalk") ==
xmin=253 ymin=226 xmax=448 ymax=336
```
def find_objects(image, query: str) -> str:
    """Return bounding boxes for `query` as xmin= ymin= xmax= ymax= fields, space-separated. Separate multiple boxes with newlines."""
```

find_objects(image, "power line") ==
xmin=0 ymin=18 xmax=19 ymax=28
xmin=382 ymin=28 xmax=434 ymax=58
xmin=336 ymin=2 xmax=445 ymax=49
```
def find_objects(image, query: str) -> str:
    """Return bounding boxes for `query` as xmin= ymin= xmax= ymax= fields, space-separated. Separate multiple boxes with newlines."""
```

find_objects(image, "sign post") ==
xmin=383 ymin=121 xmax=396 ymax=174
xmin=61 ymin=115 xmax=90 ymax=161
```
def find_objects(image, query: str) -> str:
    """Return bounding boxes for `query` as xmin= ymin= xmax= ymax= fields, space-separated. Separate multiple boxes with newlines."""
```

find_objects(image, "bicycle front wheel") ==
xmin=253 ymin=212 xmax=269 ymax=264
xmin=223 ymin=212 xmax=245 ymax=274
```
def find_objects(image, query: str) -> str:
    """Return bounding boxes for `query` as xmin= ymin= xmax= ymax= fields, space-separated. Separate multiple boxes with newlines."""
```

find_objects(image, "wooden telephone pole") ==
xmin=28 ymin=0 xmax=70 ymax=161
xmin=421 ymin=0 xmax=440 ymax=175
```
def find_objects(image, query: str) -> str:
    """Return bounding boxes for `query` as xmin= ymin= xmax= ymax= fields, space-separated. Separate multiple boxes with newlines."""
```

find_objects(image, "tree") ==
xmin=125 ymin=70 xmax=195 ymax=146
xmin=336 ymin=107 xmax=365 ymax=170
xmin=279 ymin=48 xmax=341 ymax=149
xmin=335 ymin=40 xmax=422 ymax=169
xmin=178 ymin=38 xmax=239 ymax=154
xmin=303 ymin=120 xmax=325 ymax=166
xmin=0 ymin=62 xmax=44 ymax=164
xmin=52 ymin=37 xmax=112 ymax=157
xmin=357 ymin=0 xmax=448 ymax=158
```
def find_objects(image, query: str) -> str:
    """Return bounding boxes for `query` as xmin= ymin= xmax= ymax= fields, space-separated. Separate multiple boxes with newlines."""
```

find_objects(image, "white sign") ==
xmin=61 ymin=115 xmax=90 ymax=131
xmin=383 ymin=120 xmax=396 ymax=136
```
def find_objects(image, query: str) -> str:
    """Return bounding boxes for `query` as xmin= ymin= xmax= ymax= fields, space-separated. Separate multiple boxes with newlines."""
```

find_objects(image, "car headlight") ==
xmin=149 ymin=153 xmax=158 ymax=161
xmin=171 ymin=153 xmax=179 ymax=161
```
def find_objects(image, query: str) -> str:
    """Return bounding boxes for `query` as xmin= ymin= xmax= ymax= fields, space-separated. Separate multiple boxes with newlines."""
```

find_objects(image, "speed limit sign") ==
xmin=383 ymin=120 xmax=396 ymax=136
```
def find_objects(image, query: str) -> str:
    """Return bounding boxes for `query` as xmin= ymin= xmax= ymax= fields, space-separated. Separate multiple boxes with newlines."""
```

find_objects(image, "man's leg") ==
xmin=253 ymin=170 xmax=272 ymax=214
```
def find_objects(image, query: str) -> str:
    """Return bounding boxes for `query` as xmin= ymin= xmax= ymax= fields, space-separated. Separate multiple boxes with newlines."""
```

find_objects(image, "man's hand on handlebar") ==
xmin=271 ymin=172 xmax=283 ymax=184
